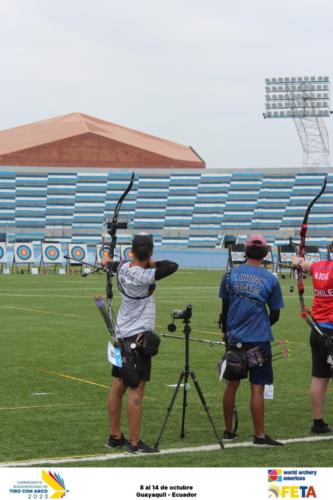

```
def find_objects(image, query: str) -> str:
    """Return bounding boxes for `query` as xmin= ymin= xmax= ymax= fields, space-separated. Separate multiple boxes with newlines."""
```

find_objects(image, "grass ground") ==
xmin=0 ymin=269 xmax=332 ymax=467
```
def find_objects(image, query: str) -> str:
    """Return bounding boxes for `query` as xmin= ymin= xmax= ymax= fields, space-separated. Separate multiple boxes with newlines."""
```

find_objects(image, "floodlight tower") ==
xmin=264 ymin=76 xmax=331 ymax=167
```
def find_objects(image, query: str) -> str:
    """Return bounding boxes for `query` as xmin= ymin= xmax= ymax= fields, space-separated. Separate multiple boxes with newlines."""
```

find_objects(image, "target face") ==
xmin=280 ymin=252 xmax=295 ymax=263
xmin=122 ymin=246 xmax=133 ymax=261
xmin=231 ymin=251 xmax=244 ymax=262
xmin=45 ymin=246 xmax=60 ymax=260
xmin=18 ymin=245 xmax=32 ymax=260
xmin=96 ymin=244 xmax=121 ymax=263
xmin=14 ymin=243 xmax=35 ymax=263
xmin=99 ymin=248 xmax=109 ymax=260
xmin=42 ymin=243 xmax=63 ymax=263
xmin=70 ymin=246 xmax=86 ymax=261
xmin=0 ymin=243 xmax=6 ymax=263
xmin=306 ymin=253 xmax=320 ymax=263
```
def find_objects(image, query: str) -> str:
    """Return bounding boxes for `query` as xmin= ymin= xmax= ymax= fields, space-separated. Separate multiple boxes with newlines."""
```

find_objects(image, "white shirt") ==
xmin=115 ymin=261 xmax=156 ymax=338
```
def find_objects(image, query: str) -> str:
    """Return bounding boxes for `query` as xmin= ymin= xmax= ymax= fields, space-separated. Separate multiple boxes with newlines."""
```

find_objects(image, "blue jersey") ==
xmin=219 ymin=264 xmax=284 ymax=343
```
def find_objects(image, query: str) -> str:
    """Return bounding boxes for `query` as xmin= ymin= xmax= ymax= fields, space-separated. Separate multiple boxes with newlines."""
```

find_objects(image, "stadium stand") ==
xmin=0 ymin=168 xmax=332 ymax=248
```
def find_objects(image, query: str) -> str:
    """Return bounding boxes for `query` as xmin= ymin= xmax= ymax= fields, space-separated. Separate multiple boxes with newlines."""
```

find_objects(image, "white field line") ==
xmin=0 ymin=293 xmax=94 ymax=298
xmin=2 ymin=306 xmax=80 ymax=318
xmin=0 ymin=287 xmax=104 ymax=291
xmin=2 ymin=435 xmax=333 ymax=467
xmin=0 ymin=402 xmax=85 ymax=412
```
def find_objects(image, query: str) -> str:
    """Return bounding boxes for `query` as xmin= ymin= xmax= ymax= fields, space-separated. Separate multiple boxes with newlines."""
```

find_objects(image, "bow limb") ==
xmin=297 ymin=175 xmax=327 ymax=317
xmin=108 ymin=172 xmax=135 ymax=259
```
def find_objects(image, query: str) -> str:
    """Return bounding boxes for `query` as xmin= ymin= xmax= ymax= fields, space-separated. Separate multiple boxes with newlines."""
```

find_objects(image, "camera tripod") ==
xmin=154 ymin=306 xmax=224 ymax=450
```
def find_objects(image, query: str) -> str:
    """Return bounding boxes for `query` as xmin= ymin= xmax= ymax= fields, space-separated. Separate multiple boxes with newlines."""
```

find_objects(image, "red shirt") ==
xmin=310 ymin=260 xmax=333 ymax=323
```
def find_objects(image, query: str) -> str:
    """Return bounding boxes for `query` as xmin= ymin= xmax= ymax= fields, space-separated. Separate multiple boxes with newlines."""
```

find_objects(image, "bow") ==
xmin=95 ymin=172 xmax=135 ymax=346
xmin=296 ymin=175 xmax=327 ymax=333
xmin=288 ymin=237 xmax=298 ymax=293
xmin=103 ymin=173 xmax=135 ymax=322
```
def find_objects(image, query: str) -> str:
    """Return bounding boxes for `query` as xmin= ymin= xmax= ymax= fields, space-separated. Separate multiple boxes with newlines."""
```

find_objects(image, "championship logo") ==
xmin=42 ymin=470 xmax=68 ymax=499
xmin=8 ymin=470 xmax=68 ymax=498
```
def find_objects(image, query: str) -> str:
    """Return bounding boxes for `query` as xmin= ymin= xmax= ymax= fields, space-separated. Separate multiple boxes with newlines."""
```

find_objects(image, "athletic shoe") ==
xmin=223 ymin=430 xmax=238 ymax=440
xmin=310 ymin=422 xmax=333 ymax=434
xmin=253 ymin=434 xmax=284 ymax=446
xmin=105 ymin=433 xmax=128 ymax=449
xmin=126 ymin=440 xmax=159 ymax=454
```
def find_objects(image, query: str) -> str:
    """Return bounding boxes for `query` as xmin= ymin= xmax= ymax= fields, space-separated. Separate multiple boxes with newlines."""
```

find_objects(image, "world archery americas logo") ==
xmin=42 ymin=470 xmax=68 ymax=498
xmin=268 ymin=469 xmax=283 ymax=482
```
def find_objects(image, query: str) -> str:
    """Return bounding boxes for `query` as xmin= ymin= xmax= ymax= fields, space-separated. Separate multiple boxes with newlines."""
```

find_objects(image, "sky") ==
xmin=1 ymin=0 xmax=333 ymax=169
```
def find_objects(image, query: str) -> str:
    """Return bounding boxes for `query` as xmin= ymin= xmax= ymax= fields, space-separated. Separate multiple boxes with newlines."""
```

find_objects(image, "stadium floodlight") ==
xmin=263 ymin=76 xmax=331 ymax=167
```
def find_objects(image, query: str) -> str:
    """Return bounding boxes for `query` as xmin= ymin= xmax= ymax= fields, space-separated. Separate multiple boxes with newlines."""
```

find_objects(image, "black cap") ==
xmin=132 ymin=233 xmax=154 ymax=252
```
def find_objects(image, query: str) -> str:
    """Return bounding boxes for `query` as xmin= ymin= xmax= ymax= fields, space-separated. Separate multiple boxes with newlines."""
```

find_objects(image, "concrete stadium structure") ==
xmin=0 ymin=166 xmax=332 ymax=248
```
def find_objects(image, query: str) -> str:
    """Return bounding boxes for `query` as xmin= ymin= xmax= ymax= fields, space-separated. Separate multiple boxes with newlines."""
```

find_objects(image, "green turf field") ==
xmin=0 ymin=269 xmax=332 ymax=467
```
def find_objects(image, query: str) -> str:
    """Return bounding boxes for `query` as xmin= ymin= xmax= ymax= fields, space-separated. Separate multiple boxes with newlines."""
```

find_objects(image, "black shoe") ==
xmin=223 ymin=430 xmax=238 ymax=440
xmin=253 ymin=434 xmax=284 ymax=446
xmin=105 ymin=433 xmax=128 ymax=449
xmin=126 ymin=440 xmax=159 ymax=454
xmin=310 ymin=422 xmax=333 ymax=434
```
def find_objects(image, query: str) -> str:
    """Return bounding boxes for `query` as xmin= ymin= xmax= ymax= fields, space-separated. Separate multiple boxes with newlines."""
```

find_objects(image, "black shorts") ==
xmin=247 ymin=342 xmax=273 ymax=385
xmin=112 ymin=334 xmax=152 ymax=383
xmin=310 ymin=327 xmax=333 ymax=379
xmin=224 ymin=342 xmax=273 ymax=385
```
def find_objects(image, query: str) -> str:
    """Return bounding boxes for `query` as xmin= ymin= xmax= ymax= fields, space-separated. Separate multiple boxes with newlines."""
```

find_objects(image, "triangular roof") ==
xmin=0 ymin=113 xmax=205 ymax=168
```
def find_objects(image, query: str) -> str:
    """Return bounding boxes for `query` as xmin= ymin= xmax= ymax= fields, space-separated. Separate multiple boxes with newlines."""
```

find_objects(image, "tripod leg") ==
xmin=154 ymin=371 xmax=185 ymax=450
xmin=180 ymin=371 xmax=190 ymax=439
xmin=190 ymin=371 xmax=224 ymax=450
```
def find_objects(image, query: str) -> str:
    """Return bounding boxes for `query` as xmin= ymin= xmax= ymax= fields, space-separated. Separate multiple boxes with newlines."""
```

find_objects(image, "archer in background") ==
xmin=292 ymin=250 xmax=333 ymax=434
xmin=219 ymin=235 xmax=284 ymax=446
xmin=102 ymin=233 xmax=178 ymax=454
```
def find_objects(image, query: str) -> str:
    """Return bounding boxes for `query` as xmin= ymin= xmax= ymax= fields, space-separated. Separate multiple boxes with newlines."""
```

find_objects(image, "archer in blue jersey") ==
xmin=219 ymin=234 xmax=284 ymax=447
xmin=219 ymin=263 xmax=284 ymax=344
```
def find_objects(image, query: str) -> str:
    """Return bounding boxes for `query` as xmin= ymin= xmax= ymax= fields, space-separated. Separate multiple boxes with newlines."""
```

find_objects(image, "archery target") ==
xmin=0 ymin=243 xmax=7 ymax=263
xmin=231 ymin=251 xmax=244 ymax=262
xmin=96 ymin=244 xmax=121 ymax=263
xmin=14 ymin=243 xmax=35 ymax=263
xmin=280 ymin=252 xmax=296 ymax=263
xmin=121 ymin=245 xmax=133 ymax=261
xmin=42 ymin=243 xmax=63 ymax=263
xmin=305 ymin=253 xmax=320 ymax=264
xmin=68 ymin=244 xmax=88 ymax=263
